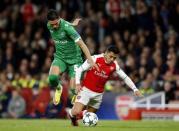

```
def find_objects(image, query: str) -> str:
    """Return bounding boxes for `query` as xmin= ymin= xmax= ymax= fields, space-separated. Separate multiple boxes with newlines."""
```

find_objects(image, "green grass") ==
xmin=0 ymin=119 xmax=178 ymax=131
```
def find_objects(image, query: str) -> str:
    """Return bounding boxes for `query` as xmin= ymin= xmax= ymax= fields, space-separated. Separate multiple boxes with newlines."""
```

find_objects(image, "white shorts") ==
xmin=75 ymin=87 xmax=103 ymax=109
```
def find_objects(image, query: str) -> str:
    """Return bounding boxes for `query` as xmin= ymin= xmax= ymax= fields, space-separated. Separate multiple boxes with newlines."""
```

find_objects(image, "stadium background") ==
xmin=0 ymin=0 xmax=178 ymax=120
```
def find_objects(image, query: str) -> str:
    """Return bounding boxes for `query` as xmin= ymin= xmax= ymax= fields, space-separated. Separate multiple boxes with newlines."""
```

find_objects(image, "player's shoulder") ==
xmin=61 ymin=19 xmax=72 ymax=28
xmin=113 ymin=60 xmax=120 ymax=70
xmin=92 ymin=53 xmax=104 ymax=60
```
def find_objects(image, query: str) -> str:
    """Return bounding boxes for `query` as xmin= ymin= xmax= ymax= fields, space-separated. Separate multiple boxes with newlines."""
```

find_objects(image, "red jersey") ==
xmin=82 ymin=54 xmax=117 ymax=93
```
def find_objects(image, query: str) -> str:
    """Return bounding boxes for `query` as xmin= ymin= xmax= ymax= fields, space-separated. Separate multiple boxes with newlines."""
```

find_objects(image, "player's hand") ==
xmin=88 ymin=59 xmax=100 ymax=71
xmin=72 ymin=18 xmax=82 ymax=26
xmin=76 ymin=84 xmax=83 ymax=93
xmin=134 ymin=90 xmax=143 ymax=97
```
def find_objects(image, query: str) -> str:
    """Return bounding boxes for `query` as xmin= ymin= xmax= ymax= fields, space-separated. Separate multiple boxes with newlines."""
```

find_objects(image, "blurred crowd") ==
xmin=0 ymin=0 xmax=179 ymax=118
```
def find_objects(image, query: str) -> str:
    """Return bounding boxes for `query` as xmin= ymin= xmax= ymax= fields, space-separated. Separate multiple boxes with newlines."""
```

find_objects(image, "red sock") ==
xmin=76 ymin=110 xmax=87 ymax=120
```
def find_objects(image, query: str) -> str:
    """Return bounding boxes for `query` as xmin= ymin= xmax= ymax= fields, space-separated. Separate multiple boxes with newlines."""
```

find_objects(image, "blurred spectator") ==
xmin=45 ymin=90 xmax=61 ymax=118
xmin=106 ymin=0 xmax=121 ymax=16
xmin=139 ymin=73 xmax=155 ymax=95
xmin=0 ymin=84 xmax=11 ymax=118
xmin=20 ymin=0 xmax=38 ymax=24
xmin=163 ymin=81 xmax=175 ymax=104
xmin=169 ymin=2 xmax=179 ymax=33
xmin=7 ymin=89 xmax=26 ymax=118
xmin=139 ymin=80 xmax=154 ymax=96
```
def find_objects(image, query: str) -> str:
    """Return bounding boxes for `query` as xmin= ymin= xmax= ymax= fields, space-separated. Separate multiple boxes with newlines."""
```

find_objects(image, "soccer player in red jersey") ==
xmin=68 ymin=45 xmax=143 ymax=126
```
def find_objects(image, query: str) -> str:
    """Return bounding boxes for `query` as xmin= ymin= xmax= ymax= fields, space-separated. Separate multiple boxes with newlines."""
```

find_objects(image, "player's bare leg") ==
xmin=68 ymin=102 xmax=85 ymax=126
xmin=87 ymin=106 xmax=98 ymax=113
xmin=48 ymin=66 xmax=63 ymax=105
xmin=69 ymin=106 xmax=97 ymax=122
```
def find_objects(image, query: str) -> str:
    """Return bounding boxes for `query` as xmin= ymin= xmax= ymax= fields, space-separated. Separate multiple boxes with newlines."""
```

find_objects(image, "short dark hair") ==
xmin=106 ymin=45 xmax=119 ymax=54
xmin=47 ymin=9 xmax=59 ymax=21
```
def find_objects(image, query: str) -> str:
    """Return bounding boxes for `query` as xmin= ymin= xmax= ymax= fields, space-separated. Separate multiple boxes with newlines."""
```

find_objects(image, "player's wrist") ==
xmin=133 ymin=88 xmax=139 ymax=92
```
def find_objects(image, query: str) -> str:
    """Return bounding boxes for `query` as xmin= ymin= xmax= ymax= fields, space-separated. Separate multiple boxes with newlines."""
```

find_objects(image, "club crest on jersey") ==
xmin=60 ymin=32 xmax=65 ymax=37
xmin=110 ymin=66 xmax=114 ymax=71
xmin=77 ymin=95 xmax=81 ymax=100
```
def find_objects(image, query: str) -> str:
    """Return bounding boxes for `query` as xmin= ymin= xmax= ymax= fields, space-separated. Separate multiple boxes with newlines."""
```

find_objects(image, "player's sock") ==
xmin=77 ymin=110 xmax=87 ymax=120
xmin=48 ymin=75 xmax=63 ymax=105
xmin=56 ymin=83 xmax=62 ymax=90
xmin=68 ymin=109 xmax=78 ymax=126
xmin=48 ymin=74 xmax=60 ymax=88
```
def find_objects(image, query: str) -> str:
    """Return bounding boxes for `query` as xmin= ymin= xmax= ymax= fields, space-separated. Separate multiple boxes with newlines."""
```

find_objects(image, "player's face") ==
xmin=49 ymin=19 xmax=59 ymax=29
xmin=104 ymin=51 xmax=117 ymax=64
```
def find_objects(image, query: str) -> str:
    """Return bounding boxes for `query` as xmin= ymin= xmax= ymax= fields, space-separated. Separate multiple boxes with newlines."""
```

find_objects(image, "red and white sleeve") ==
xmin=115 ymin=62 xmax=138 ymax=92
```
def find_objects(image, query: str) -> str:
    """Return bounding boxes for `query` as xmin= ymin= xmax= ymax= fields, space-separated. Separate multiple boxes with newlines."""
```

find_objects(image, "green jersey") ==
xmin=47 ymin=19 xmax=83 ymax=64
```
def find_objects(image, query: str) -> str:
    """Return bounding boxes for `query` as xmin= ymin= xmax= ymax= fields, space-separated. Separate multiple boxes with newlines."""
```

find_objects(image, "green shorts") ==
xmin=51 ymin=59 xmax=82 ymax=78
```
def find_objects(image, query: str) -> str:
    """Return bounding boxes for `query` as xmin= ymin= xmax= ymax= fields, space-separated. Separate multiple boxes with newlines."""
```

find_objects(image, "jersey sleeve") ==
xmin=115 ymin=62 xmax=138 ymax=92
xmin=64 ymin=21 xmax=81 ymax=43
xmin=75 ymin=55 xmax=97 ymax=84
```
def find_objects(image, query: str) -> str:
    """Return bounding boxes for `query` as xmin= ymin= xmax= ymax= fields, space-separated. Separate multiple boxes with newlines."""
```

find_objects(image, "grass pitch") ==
xmin=0 ymin=119 xmax=178 ymax=131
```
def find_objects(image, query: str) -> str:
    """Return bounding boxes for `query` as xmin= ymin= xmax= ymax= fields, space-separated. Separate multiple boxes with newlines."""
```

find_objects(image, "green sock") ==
xmin=56 ymin=83 xmax=62 ymax=90
xmin=48 ymin=74 xmax=61 ymax=90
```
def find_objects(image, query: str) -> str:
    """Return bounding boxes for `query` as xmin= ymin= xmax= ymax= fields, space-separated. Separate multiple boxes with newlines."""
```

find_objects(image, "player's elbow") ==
xmin=76 ymin=39 xmax=84 ymax=47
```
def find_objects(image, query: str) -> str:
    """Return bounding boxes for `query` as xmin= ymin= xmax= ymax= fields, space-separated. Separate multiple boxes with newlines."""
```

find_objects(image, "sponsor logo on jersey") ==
xmin=94 ymin=70 xmax=108 ymax=78
xmin=54 ymin=40 xmax=68 ymax=44
xmin=60 ymin=40 xmax=68 ymax=44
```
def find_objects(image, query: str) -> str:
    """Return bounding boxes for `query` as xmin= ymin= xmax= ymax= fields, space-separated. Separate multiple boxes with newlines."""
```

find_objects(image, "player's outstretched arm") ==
xmin=115 ymin=63 xmax=143 ymax=97
xmin=76 ymin=40 xmax=99 ymax=71
xmin=65 ymin=22 xmax=99 ymax=71
xmin=71 ymin=18 xmax=81 ymax=26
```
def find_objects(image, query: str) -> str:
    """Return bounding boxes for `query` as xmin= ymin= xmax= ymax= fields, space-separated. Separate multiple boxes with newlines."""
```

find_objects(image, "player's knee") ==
xmin=48 ymin=75 xmax=59 ymax=87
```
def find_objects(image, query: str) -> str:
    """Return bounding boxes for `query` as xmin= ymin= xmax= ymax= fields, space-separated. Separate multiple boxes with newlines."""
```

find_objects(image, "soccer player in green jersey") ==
xmin=47 ymin=9 xmax=98 ymax=105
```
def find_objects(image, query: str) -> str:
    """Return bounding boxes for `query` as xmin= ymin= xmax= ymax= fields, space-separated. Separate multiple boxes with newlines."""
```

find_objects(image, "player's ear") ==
xmin=104 ymin=52 xmax=108 ymax=57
